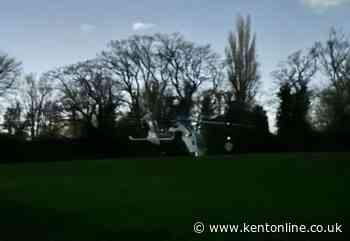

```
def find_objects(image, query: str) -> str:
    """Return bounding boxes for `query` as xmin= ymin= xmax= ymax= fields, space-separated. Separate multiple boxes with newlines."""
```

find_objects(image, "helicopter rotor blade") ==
xmin=200 ymin=120 xmax=254 ymax=128
xmin=128 ymin=136 xmax=148 ymax=141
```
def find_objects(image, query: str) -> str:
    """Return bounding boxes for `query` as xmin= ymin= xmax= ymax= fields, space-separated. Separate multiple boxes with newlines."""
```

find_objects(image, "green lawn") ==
xmin=0 ymin=153 xmax=349 ymax=241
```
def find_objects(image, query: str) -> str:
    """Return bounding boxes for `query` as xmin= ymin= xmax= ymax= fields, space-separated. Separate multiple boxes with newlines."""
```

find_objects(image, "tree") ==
xmin=315 ymin=28 xmax=350 ymax=132
xmin=274 ymin=49 xmax=316 ymax=149
xmin=225 ymin=15 xmax=259 ymax=107
xmin=0 ymin=53 xmax=21 ymax=96
xmin=200 ymin=90 xmax=217 ymax=119
xmin=273 ymin=49 xmax=317 ymax=92
xmin=158 ymin=33 xmax=220 ymax=118
xmin=102 ymin=38 xmax=143 ymax=120
xmin=40 ymin=100 xmax=65 ymax=137
xmin=48 ymin=59 xmax=123 ymax=138
xmin=252 ymin=105 xmax=269 ymax=134
xmin=103 ymin=33 xmax=221 ymax=120
xmin=3 ymin=102 xmax=27 ymax=138
xmin=2 ymin=73 xmax=59 ymax=139
xmin=276 ymin=82 xmax=293 ymax=138
xmin=22 ymin=74 xmax=53 ymax=139
xmin=102 ymin=34 xmax=171 ymax=122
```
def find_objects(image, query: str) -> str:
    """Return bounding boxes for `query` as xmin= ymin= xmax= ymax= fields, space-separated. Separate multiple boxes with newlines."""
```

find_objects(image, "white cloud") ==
xmin=132 ymin=21 xmax=156 ymax=31
xmin=302 ymin=0 xmax=350 ymax=9
xmin=80 ymin=24 xmax=96 ymax=33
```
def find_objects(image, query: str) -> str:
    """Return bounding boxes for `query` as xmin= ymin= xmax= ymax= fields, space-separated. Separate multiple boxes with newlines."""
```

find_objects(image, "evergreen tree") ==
xmin=276 ymin=83 xmax=293 ymax=138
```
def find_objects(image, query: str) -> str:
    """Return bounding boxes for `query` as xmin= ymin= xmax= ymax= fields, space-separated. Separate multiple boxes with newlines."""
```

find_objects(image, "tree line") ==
xmin=0 ymin=15 xmax=349 ymax=162
xmin=275 ymin=28 xmax=350 ymax=151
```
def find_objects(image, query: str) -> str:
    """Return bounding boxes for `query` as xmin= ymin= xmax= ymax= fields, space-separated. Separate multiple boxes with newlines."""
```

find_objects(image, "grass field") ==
xmin=0 ymin=153 xmax=349 ymax=241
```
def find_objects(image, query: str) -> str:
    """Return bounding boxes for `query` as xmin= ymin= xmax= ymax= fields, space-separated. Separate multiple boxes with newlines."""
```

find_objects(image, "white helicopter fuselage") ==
xmin=168 ymin=124 xmax=201 ymax=157
xmin=129 ymin=112 xmax=244 ymax=157
xmin=145 ymin=119 xmax=161 ymax=145
xmin=129 ymin=113 xmax=175 ymax=146
xmin=129 ymin=114 xmax=201 ymax=156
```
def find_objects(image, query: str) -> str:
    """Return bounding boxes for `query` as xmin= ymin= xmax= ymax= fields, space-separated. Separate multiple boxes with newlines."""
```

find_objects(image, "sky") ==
xmin=1 ymin=0 xmax=350 ymax=130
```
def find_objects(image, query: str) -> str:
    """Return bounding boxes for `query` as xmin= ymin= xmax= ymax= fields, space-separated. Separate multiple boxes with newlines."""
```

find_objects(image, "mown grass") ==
xmin=0 ymin=153 xmax=349 ymax=241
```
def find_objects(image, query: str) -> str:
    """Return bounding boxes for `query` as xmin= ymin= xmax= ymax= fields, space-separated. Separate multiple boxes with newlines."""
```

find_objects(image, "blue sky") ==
xmin=1 ymin=0 xmax=350 ymax=129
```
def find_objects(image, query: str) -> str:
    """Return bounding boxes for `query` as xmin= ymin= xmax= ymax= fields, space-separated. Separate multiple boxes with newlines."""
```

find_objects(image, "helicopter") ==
xmin=129 ymin=111 xmax=253 ymax=157
xmin=128 ymin=112 xmax=176 ymax=145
